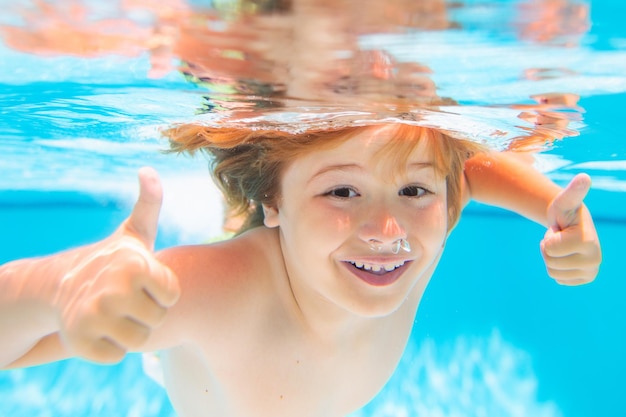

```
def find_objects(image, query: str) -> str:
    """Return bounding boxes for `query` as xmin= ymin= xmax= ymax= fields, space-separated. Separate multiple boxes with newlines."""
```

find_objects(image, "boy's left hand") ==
xmin=541 ymin=173 xmax=601 ymax=285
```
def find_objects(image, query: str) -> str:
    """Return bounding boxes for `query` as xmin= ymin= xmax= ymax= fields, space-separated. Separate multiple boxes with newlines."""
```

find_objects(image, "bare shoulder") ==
xmin=157 ymin=226 xmax=281 ymax=285
xmin=152 ymin=227 xmax=285 ymax=344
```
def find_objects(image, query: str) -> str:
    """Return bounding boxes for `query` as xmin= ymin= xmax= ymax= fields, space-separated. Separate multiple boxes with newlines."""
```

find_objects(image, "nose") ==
xmin=358 ymin=208 xmax=409 ymax=254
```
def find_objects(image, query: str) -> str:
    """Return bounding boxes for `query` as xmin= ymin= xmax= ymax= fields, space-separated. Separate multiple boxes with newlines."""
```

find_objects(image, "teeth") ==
xmin=349 ymin=260 xmax=405 ymax=272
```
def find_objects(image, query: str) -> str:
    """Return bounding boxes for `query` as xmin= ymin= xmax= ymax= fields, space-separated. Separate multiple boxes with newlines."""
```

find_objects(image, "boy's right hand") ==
xmin=54 ymin=167 xmax=180 ymax=363
xmin=541 ymin=173 xmax=601 ymax=285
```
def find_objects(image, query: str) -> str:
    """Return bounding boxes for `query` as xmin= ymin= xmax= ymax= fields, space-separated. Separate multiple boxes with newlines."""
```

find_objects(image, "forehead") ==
xmin=298 ymin=125 xmax=438 ymax=172
xmin=275 ymin=125 xmax=447 ymax=194
xmin=361 ymin=124 xmax=435 ymax=156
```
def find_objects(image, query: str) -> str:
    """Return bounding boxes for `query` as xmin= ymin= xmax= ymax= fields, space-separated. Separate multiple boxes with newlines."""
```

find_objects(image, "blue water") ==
xmin=1 ymin=0 xmax=626 ymax=416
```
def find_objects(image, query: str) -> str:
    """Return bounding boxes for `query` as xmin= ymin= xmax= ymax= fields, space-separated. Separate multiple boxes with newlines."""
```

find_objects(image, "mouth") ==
xmin=343 ymin=259 xmax=412 ymax=287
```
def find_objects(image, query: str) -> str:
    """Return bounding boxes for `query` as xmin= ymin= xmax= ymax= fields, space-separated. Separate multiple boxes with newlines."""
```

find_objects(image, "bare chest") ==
xmin=160 ymin=333 xmax=407 ymax=417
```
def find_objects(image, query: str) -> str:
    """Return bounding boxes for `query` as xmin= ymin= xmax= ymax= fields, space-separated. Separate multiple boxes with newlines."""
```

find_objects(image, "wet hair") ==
xmin=162 ymin=123 xmax=485 ymax=234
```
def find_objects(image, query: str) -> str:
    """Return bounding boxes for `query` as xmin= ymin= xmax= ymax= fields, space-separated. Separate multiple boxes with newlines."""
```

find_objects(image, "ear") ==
xmin=262 ymin=203 xmax=280 ymax=228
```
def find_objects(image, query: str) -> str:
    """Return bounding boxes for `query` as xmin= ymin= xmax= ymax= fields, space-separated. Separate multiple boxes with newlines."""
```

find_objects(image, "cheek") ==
xmin=332 ymin=212 xmax=353 ymax=234
xmin=414 ymin=201 xmax=448 ymax=242
xmin=284 ymin=202 xmax=355 ymax=252
xmin=304 ymin=204 xmax=354 ymax=238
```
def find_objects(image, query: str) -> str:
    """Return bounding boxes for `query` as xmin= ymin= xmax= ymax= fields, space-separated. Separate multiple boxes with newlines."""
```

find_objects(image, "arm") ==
xmin=463 ymin=151 xmax=601 ymax=285
xmin=0 ymin=168 xmax=180 ymax=369
xmin=463 ymin=151 xmax=560 ymax=226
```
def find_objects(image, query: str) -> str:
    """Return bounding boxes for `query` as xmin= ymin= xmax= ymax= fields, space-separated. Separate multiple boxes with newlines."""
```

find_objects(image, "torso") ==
xmin=155 ymin=227 xmax=432 ymax=417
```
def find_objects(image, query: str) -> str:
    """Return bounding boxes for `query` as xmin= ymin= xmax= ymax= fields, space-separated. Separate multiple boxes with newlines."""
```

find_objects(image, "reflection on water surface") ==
xmin=0 ymin=0 xmax=624 ymax=202
xmin=2 ymin=0 xmax=617 ymax=146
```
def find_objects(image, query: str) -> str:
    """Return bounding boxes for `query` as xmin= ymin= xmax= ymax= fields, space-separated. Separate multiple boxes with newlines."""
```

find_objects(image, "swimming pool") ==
xmin=1 ymin=1 xmax=625 ymax=416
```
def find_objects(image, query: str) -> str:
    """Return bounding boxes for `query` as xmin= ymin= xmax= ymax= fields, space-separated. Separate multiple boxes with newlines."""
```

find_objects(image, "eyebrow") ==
xmin=308 ymin=162 xmax=434 ymax=184
xmin=308 ymin=164 xmax=362 ymax=184
xmin=408 ymin=162 xmax=435 ymax=170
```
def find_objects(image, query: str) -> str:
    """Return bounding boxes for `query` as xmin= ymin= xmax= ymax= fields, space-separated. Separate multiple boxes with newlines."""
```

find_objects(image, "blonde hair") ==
xmin=163 ymin=123 xmax=485 ymax=233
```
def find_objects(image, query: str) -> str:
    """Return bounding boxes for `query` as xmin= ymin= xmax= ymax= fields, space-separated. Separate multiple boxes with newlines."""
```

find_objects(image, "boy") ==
xmin=0 ymin=124 xmax=601 ymax=417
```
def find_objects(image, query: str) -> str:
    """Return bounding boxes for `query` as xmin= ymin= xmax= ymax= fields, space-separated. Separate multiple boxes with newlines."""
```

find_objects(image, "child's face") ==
xmin=264 ymin=125 xmax=449 ymax=317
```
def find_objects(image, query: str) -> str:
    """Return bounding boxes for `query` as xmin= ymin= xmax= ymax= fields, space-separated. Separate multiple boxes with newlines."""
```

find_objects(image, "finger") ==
xmin=545 ymin=263 xmax=599 ymax=282
xmin=104 ymin=317 xmax=152 ymax=350
xmin=126 ymin=167 xmax=163 ymax=249
xmin=542 ymin=252 xmax=600 ymax=271
xmin=64 ymin=321 xmax=128 ymax=363
xmin=556 ymin=278 xmax=592 ymax=286
xmin=540 ymin=227 xmax=581 ymax=257
xmin=541 ymin=224 xmax=600 ymax=258
xmin=90 ymin=337 xmax=128 ymax=364
xmin=548 ymin=173 xmax=591 ymax=230
xmin=99 ymin=286 xmax=167 ymax=328
xmin=135 ymin=264 xmax=181 ymax=309
xmin=546 ymin=267 xmax=597 ymax=284
xmin=125 ymin=289 xmax=168 ymax=328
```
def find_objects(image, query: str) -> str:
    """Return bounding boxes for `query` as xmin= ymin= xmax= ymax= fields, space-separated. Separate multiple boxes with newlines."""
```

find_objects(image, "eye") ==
xmin=399 ymin=185 xmax=429 ymax=197
xmin=326 ymin=187 xmax=359 ymax=198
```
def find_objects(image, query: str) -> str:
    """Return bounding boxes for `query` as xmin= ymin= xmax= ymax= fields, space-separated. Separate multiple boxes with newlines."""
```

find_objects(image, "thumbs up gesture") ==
xmin=541 ymin=174 xmax=602 ymax=285
xmin=54 ymin=167 xmax=180 ymax=363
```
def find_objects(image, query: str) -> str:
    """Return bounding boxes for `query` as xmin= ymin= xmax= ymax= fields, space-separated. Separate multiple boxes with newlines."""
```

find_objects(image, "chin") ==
xmin=337 ymin=261 xmax=429 ymax=319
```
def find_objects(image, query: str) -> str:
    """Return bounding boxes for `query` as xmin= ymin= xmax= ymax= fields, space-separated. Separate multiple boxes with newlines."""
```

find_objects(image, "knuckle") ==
xmin=69 ymin=308 xmax=101 ymax=336
xmin=143 ymin=304 xmax=168 ymax=327
xmin=541 ymin=239 xmax=560 ymax=257
xmin=98 ymin=292 xmax=125 ymax=316
xmin=168 ymin=273 xmax=182 ymax=301
xmin=153 ymin=305 xmax=168 ymax=323
xmin=123 ymin=322 xmax=151 ymax=349
xmin=108 ymin=244 xmax=152 ymax=275
xmin=99 ymin=291 xmax=142 ymax=320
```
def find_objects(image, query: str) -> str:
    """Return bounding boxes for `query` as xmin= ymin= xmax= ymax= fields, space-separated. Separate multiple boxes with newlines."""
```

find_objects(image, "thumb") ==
xmin=547 ymin=173 xmax=591 ymax=230
xmin=125 ymin=167 xmax=163 ymax=249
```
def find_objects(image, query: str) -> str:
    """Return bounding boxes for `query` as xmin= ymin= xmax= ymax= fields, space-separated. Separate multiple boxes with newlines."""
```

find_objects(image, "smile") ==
xmin=348 ymin=260 xmax=407 ymax=274
xmin=343 ymin=260 xmax=412 ymax=287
